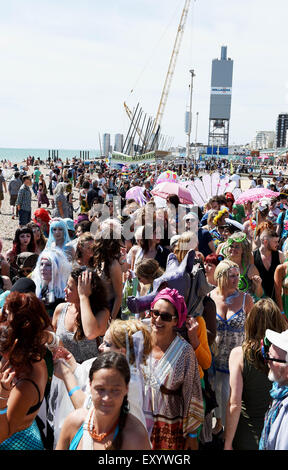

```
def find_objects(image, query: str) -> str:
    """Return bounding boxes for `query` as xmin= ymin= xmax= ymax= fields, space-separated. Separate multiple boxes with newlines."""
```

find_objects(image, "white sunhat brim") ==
xmin=265 ymin=328 xmax=288 ymax=353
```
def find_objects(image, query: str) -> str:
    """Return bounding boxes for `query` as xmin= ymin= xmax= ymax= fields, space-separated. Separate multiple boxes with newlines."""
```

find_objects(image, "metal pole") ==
xmin=194 ymin=111 xmax=199 ymax=168
xmin=186 ymin=69 xmax=195 ymax=165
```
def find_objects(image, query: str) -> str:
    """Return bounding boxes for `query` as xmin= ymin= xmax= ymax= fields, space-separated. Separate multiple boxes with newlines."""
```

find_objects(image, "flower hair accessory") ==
xmin=213 ymin=208 xmax=229 ymax=226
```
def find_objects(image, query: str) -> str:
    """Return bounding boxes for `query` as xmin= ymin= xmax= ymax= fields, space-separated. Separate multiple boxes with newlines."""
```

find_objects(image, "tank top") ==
xmin=214 ymin=293 xmax=246 ymax=373
xmin=253 ymin=249 xmax=280 ymax=299
xmin=56 ymin=304 xmax=99 ymax=364
xmin=232 ymin=354 xmax=272 ymax=450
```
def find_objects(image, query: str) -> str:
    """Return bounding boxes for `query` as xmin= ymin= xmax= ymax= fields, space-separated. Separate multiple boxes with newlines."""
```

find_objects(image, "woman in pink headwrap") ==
xmin=141 ymin=288 xmax=204 ymax=450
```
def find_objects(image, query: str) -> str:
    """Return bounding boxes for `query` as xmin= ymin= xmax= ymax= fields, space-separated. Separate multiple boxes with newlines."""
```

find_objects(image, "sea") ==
xmin=0 ymin=147 xmax=101 ymax=164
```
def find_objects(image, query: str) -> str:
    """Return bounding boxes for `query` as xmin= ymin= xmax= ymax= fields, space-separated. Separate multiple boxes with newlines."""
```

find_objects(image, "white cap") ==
xmin=265 ymin=329 xmax=288 ymax=353
xmin=224 ymin=218 xmax=244 ymax=231
xmin=183 ymin=212 xmax=197 ymax=221
xmin=170 ymin=234 xmax=180 ymax=246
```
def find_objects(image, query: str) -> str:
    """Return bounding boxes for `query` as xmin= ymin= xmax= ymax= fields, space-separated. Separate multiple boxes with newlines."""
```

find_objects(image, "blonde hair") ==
xmin=214 ymin=259 xmax=239 ymax=293
xmin=174 ymin=231 xmax=198 ymax=264
xmin=108 ymin=319 xmax=152 ymax=365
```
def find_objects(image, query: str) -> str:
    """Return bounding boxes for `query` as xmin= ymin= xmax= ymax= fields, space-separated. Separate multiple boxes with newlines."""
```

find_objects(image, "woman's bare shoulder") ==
xmin=122 ymin=414 xmax=151 ymax=450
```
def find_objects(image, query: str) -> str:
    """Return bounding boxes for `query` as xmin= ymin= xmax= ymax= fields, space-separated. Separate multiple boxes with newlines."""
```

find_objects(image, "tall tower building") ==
xmin=103 ymin=133 xmax=111 ymax=157
xmin=207 ymin=46 xmax=234 ymax=155
xmin=114 ymin=134 xmax=124 ymax=152
xmin=276 ymin=114 xmax=288 ymax=148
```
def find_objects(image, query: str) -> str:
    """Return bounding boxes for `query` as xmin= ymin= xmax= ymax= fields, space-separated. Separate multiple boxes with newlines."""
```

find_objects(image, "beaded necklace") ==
xmin=88 ymin=408 xmax=119 ymax=442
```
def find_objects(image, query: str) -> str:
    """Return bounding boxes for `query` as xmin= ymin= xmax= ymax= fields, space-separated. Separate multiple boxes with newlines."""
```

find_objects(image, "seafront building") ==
xmin=103 ymin=133 xmax=111 ymax=157
xmin=114 ymin=134 xmax=124 ymax=152
xmin=251 ymin=131 xmax=275 ymax=150
xmin=276 ymin=113 xmax=288 ymax=148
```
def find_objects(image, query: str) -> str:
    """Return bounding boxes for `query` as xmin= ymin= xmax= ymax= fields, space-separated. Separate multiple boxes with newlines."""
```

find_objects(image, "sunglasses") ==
xmin=150 ymin=309 xmax=177 ymax=322
xmin=261 ymin=338 xmax=288 ymax=364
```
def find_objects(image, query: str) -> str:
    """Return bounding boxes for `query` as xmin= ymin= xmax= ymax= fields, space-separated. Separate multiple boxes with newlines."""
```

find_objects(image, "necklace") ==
xmin=88 ymin=409 xmax=119 ymax=442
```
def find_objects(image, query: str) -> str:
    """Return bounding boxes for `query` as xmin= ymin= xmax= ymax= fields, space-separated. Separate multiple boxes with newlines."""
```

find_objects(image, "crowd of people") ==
xmin=0 ymin=157 xmax=288 ymax=451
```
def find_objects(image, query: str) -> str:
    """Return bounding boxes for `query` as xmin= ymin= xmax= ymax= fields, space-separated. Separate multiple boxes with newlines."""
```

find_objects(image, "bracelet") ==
xmin=188 ymin=433 xmax=198 ymax=439
xmin=0 ymin=396 xmax=9 ymax=400
xmin=68 ymin=386 xmax=81 ymax=397
xmin=0 ymin=407 xmax=8 ymax=415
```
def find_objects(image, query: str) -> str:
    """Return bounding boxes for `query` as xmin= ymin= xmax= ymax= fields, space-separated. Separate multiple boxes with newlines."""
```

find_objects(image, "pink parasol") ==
xmin=235 ymin=187 xmax=279 ymax=205
xmin=151 ymin=181 xmax=193 ymax=204
xmin=125 ymin=186 xmax=146 ymax=206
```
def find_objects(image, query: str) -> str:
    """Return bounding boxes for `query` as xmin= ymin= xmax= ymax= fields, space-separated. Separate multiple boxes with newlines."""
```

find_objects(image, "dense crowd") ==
xmin=0 ymin=157 xmax=288 ymax=451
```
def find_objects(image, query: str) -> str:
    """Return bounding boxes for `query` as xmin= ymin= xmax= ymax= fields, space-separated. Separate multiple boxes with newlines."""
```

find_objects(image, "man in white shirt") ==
xmin=230 ymin=172 xmax=241 ymax=188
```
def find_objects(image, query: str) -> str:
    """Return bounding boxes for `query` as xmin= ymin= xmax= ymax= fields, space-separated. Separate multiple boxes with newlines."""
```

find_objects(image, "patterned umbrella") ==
xmin=156 ymin=170 xmax=178 ymax=185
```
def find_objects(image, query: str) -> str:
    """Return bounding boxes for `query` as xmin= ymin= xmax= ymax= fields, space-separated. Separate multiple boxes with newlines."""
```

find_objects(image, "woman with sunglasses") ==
xmin=27 ymin=222 xmax=47 ymax=255
xmin=221 ymin=231 xmax=264 ymax=301
xmin=209 ymin=208 xmax=230 ymax=249
xmin=209 ymin=260 xmax=254 ymax=438
xmin=142 ymin=287 xmax=204 ymax=450
xmin=224 ymin=298 xmax=287 ymax=450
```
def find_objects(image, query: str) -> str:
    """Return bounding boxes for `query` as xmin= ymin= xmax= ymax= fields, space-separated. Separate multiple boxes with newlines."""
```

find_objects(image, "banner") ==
xmin=111 ymin=151 xmax=156 ymax=165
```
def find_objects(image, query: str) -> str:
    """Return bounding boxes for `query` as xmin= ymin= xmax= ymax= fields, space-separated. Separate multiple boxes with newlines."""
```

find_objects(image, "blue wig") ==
xmin=46 ymin=218 xmax=71 ymax=249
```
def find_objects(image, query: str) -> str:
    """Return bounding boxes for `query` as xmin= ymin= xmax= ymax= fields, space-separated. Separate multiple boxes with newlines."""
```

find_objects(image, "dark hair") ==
xmin=75 ymin=220 xmax=91 ymax=233
xmin=94 ymin=234 xmax=123 ymax=278
xmin=82 ymin=180 xmax=90 ymax=189
xmin=166 ymin=194 xmax=180 ymax=208
xmin=12 ymin=227 xmax=36 ymax=255
xmin=75 ymin=233 xmax=96 ymax=267
xmin=27 ymin=222 xmax=47 ymax=251
xmin=70 ymin=267 xmax=108 ymax=340
xmin=89 ymin=351 xmax=130 ymax=450
xmin=0 ymin=292 xmax=52 ymax=369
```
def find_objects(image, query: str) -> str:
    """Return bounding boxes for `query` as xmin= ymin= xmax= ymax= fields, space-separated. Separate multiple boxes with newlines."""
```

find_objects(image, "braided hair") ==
xmin=89 ymin=351 xmax=130 ymax=450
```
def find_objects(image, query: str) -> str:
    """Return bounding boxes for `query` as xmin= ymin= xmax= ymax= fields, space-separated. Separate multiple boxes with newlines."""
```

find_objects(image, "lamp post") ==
xmin=194 ymin=111 xmax=199 ymax=167
xmin=186 ymin=69 xmax=195 ymax=167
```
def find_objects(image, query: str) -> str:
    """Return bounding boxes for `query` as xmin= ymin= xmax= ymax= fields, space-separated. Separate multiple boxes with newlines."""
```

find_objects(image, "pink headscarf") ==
xmin=150 ymin=287 xmax=187 ymax=328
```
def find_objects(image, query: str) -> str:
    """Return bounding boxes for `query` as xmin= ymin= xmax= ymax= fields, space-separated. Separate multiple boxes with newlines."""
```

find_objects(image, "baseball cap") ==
xmin=265 ymin=329 xmax=288 ymax=354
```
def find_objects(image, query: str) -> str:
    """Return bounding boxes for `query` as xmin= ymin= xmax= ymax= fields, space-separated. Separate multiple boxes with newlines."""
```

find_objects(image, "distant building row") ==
xmin=250 ymin=114 xmax=288 ymax=150
xmin=102 ymin=133 xmax=124 ymax=157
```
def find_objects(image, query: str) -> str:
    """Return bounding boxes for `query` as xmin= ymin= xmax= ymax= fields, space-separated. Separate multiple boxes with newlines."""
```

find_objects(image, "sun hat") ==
xmin=265 ymin=329 xmax=288 ymax=354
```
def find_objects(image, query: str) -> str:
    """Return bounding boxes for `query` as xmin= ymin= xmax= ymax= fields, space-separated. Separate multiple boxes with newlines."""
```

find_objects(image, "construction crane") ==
xmin=124 ymin=0 xmax=192 ymax=143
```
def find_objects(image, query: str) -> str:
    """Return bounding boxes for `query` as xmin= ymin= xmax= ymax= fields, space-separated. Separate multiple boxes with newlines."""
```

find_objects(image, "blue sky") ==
xmin=0 ymin=0 xmax=286 ymax=149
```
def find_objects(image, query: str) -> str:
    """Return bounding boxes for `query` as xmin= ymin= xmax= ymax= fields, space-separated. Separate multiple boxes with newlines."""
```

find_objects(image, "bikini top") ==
xmin=15 ymin=378 xmax=43 ymax=415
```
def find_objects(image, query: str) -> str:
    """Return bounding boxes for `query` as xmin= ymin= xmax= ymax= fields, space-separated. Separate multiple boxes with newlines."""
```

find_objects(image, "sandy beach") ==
xmin=0 ymin=165 xmax=252 ymax=255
